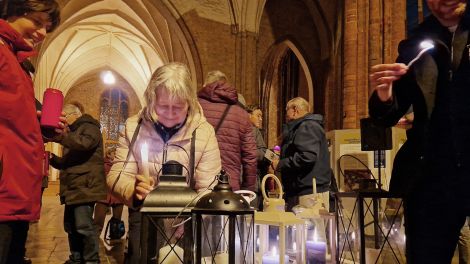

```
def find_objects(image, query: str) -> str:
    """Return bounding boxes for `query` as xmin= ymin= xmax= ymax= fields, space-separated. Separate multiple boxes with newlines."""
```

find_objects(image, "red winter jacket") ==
xmin=198 ymin=81 xmax=257 ymax=191
xmin=0 ymin=20 xmax=44 ymax=221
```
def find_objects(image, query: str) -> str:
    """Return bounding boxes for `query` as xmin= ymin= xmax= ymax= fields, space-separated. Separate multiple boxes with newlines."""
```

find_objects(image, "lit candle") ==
xmin=306 ymin=240 xmax=326 ymax=264
xmin=262 ymin=247 xmax=289 ymax=264
xmin=158 ymin=244 xmax=184 ymax=263
xmin=141 ymin=142 xmax=150 ymax=179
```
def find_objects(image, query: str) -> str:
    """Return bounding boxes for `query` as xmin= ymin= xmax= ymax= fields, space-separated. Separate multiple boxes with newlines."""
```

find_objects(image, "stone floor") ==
xmin=25 ymin=195 xmax=127 ymax=264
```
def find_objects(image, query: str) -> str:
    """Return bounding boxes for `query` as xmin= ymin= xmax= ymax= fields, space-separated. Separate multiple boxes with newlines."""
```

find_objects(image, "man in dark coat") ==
xmin=368 ymin=0 xmax=470 ymax=262
xmin=272 ymin=97 xmax=331 ymax=211
xmin=198 ymin=70 xmax=257 ymax=192
xmin=50 ymin=103 xmax=107 ymax=264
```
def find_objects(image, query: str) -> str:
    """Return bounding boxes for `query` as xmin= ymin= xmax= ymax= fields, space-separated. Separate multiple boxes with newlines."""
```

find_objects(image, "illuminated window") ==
xmin=100 ymin=89 xmax=129 ymax=148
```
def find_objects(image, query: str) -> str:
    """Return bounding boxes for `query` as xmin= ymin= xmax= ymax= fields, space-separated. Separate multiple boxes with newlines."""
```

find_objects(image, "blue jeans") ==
xmin=64 ymin=203 xmax=100 ymax=263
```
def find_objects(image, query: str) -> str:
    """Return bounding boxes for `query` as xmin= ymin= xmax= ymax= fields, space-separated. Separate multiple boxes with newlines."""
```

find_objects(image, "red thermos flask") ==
xmin=40 ymin=88 xmax=63 ymax=128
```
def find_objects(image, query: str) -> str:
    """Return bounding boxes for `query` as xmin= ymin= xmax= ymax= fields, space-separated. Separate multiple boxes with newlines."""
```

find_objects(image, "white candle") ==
xmin=141 ymin=142 xmax=149 ymax=179
xmin=158 ymin=244 xmax=184 ymax=263
xmin=306 ymin=240 xmax=326 ymax=264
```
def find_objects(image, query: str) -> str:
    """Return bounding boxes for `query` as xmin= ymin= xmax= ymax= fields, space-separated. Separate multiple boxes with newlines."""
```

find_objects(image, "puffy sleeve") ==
xmin=193 ymin=123 xmax=221 ymax=192
xmin=107 ymin=117 xmax=140 ymax=207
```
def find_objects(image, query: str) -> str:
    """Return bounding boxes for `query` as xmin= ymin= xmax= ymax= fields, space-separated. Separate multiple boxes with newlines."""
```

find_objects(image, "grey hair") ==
xmin=287 ymin=97 xmax=310 ymax=112
xmin=144 ymin=62 xmax=198 ymax=121
xmin=204 ymin=70 xmax=227 ymax=86
xmin=63 ymin=103 xmax=82 ymax=116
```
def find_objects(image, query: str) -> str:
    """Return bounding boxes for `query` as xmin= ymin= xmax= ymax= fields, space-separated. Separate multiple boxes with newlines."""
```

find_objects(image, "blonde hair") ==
xmin=287 ymin=97 xmax=310 ymax=112
xmin=144 ymin=62 xmax=198 ymax=121
xmin=204 ymin=70 xmax=227 ymax=86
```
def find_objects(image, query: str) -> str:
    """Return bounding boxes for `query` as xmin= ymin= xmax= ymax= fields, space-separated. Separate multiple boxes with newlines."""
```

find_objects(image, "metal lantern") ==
xmin=255 ymin=174 xmax=305 ymax=264
xmin=140 ymin=161 xmax=199 ymax=264
xmin=292 ymin=179 xmax=337 ymax=264
xmin=192 ymin=170 xmax=255 ymax=264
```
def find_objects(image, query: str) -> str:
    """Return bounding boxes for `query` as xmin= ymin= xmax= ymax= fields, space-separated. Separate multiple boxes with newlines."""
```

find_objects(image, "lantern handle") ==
xmin=261 ymin=174 xmax=283 ymax=201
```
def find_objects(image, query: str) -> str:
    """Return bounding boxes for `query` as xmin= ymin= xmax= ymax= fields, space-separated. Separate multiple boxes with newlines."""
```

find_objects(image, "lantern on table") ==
xmin=292 ymin=178 xmax=337 ymax=264
xmin=192 ymin=170 xmax=255 ymax=264
xmin=140 ymin=160 xmax=198 ymax=263
xmin=255 ymin=174 xmax=305 ymax=264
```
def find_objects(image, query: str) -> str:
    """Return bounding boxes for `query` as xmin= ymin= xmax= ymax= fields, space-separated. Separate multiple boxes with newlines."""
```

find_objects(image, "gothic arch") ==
xmin=260 ymin=39 xmax=314 ymax=147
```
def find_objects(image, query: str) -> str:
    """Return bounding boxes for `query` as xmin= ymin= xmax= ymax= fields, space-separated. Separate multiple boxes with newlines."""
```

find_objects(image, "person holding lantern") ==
xmin=107 ymin=62 xmax=221 ymax=263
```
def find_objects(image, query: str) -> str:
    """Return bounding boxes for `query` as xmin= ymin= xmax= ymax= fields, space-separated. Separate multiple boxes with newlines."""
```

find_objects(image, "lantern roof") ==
xmin=141 ymin=163 xmax=198 ymax=213
xmin=193 ymin=170 xmax=254 ymax=214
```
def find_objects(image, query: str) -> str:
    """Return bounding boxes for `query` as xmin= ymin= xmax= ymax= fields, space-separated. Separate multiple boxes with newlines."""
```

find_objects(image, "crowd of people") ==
xmin=2 ymin=0 xmax=470 ymax=263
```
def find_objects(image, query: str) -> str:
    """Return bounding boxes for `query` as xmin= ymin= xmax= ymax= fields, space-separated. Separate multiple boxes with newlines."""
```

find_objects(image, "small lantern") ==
xmin=292 ymin=179 xmax=337 ymax=264
xmin=255 ymin=174 xmax=305 ymax=264
xmin=140 ymin=161 xmax=199 ymax=264
xmin=192 ymin=170 xmax=255 ymax=264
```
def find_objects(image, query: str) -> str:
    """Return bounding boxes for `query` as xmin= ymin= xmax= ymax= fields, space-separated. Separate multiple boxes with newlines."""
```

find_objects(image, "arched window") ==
xmin=100 ymin=89 xmax=129 ymax=148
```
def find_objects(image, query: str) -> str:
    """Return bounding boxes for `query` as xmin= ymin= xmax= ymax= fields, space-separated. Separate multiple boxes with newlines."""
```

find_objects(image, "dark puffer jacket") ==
xmin=279 ymin=113 xmax=331 ymax=197
xmin=50 ymin=114 xmax=107 ymax=205
xmin=198 ymin=81 xmax=257 ymax=191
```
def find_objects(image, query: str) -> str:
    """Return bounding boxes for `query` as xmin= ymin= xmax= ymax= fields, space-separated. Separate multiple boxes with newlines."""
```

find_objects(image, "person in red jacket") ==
xmin=198 ymin=70 xmax=257 ymax=192
xmin=0 ymin=1 xmax=61 ymax=263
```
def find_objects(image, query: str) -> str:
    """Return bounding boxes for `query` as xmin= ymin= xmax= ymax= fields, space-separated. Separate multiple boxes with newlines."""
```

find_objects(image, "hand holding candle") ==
xmin=135 ymin=142 xmax=154 ymax=200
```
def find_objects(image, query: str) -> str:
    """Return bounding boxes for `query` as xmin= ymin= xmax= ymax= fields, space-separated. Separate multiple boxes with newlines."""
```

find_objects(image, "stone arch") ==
xmin=260 ymin=39 xmax=314 ymax=147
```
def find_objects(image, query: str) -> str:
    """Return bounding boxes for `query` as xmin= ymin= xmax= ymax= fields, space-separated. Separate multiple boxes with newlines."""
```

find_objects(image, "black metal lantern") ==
xmin=140 ymin=161 xmax=199 ymax=264
xmin=192 ymin=170 xmax=255 ymax=264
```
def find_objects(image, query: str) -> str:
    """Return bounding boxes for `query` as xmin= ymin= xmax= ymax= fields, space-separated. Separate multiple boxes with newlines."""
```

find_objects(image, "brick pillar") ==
xmin=234 ymin=31 xmax=258 ymax=105
xmin=342 ymin=0 xmax=406 ymax=129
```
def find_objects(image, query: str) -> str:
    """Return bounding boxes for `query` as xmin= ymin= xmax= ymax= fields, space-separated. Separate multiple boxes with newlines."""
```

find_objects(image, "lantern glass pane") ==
xmin=195 ymin=214 xmax=254 ymax=264
xmin=255 ymin=223 xmax=305 ymax=263
xmin=143 ymin=215 xmax=192 ymax=264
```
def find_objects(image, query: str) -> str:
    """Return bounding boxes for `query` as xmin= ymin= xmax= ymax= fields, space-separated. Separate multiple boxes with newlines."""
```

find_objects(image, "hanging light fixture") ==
xmin=101 ymin=70 xmax=116 ymax=85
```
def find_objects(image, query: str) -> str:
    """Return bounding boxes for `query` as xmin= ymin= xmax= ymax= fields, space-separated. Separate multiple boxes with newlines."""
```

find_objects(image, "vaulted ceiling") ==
xmin=33 ymin=0 xmax=191 ymax=105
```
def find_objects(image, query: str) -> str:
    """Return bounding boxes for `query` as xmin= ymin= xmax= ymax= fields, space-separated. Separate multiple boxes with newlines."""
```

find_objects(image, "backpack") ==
xmin=104 ymin=217 xmax=125 ymax=240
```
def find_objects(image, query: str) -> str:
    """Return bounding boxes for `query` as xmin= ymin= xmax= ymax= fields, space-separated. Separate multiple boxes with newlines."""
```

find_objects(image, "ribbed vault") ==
xmin=33 ymin=0 xmax=194 ymax=105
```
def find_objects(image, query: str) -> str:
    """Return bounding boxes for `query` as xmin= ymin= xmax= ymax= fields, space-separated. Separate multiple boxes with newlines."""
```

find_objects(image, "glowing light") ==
xmin=407 ymin=40 xmax=435 ymax=67
xmin=102 ymin=70 xmax=116 ymax=85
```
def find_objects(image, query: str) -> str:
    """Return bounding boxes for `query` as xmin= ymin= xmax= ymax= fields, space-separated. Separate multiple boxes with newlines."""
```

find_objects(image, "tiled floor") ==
xmin=25 ymin=195 xmax=127 ymax=264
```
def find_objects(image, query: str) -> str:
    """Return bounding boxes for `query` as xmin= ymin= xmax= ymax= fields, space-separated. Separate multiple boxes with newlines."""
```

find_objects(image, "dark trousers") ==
xmin=405 ymin=160 xmax=470 ymax=264
xmin=125 ymin=208 xmax=142 ymax=264
xmin=64 ymin=203 xmax=100 ymax=263
xmin=0 ymin=221 xmax=29 ymax=264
